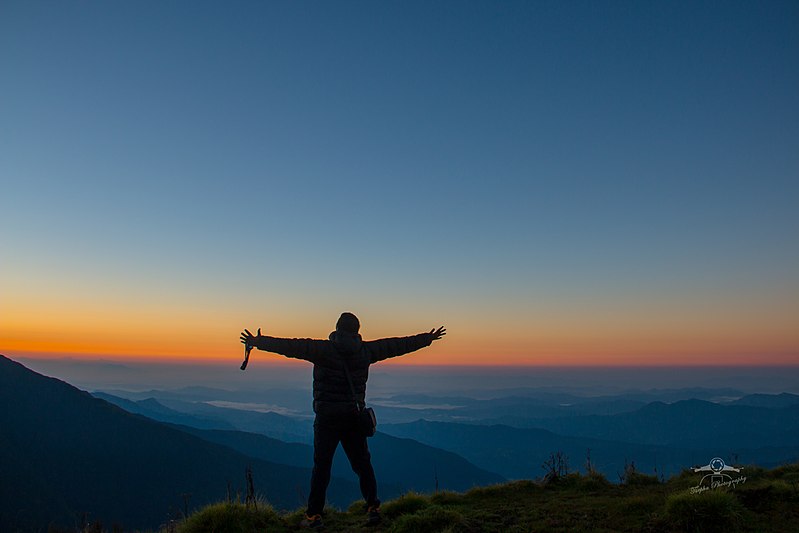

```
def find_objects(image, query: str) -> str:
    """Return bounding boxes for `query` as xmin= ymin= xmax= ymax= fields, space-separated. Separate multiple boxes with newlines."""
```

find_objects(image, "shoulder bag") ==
xmin=340 ymin=358 xmax=377 ymax=437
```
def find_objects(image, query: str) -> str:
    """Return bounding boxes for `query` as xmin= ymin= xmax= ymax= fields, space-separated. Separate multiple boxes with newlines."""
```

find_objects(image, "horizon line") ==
xmin=7 ymin=352 xmax=799 ymax=369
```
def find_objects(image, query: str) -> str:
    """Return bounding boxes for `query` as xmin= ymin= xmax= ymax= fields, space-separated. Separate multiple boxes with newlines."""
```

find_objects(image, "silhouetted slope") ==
xmin=0 ymin=355 xmax=359 ymax=532
xmin=92 ymin=392 xmax=237 ymax=430
xmin=152 ymin=397 xmax=313 ymax=443
xmin=94 ymin=391 xmax=313 ymax=443
xmin=368 ymin=432 xmax=505 ymax=492
xmin=174 ymin=427 xmax=312 ymax=471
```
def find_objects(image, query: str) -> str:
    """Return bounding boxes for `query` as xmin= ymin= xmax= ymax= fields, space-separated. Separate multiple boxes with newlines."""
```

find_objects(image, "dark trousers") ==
xmin=306 ymin=414 xmax=379 ymax=516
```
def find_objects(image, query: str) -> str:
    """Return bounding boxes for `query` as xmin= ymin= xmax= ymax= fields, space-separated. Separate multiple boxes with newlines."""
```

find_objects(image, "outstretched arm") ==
xmin=367 ymin=326 xmax=446 ymax=363
xmin=240 ymin=328 xmax=326 ymax=363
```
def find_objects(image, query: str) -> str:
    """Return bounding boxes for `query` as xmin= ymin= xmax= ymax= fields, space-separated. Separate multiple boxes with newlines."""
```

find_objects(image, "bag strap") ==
xmin=340 ymin=357 xmax=364 ymax=412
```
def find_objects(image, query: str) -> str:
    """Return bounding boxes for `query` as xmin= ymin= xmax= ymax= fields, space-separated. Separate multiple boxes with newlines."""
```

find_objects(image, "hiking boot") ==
xmin=366 ymin=506 xmax=382 ymax=526
xmin=300 ymin=514 xmax=324 ymax=529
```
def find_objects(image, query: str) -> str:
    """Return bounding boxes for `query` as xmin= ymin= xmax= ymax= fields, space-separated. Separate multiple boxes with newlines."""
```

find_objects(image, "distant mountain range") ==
xmin=368 ymin=387 xmax=751 ymax=423
xmin=729 ymin=392 xmax=799 ymax=408
xmin=380 ymin=397 xmax=799 ymax=480
xmin=517 ymin=398 xmax=799 ymax=449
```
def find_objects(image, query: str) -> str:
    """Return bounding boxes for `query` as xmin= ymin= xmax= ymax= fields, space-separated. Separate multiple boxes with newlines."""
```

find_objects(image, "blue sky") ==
xmin=2 ymin=1 xmax=798 ymax=364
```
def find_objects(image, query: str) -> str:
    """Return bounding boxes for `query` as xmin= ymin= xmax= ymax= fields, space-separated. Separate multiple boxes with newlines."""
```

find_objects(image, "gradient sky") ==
xmin=2 ymin=1 xmax=798 ymax=366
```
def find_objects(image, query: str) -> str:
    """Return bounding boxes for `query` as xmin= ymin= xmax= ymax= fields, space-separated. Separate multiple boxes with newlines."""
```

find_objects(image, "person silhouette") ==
xmin=240 ymin=312 xmax=446 ymax=529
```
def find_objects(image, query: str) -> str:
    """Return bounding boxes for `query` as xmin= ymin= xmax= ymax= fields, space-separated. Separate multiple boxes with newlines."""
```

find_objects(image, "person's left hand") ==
xmin=429 ymin=326 xmax=446 ymax=341
xmin=240 ymin=328 xmax=261 ymax=346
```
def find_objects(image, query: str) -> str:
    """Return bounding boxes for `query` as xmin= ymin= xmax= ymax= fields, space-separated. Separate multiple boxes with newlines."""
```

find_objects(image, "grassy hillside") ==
xmin=171 ymin=463 xmax=799 ymax=533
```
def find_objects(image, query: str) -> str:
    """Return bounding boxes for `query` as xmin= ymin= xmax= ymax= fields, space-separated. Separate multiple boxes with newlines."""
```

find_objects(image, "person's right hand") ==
xmin=429 ymin=326 xmax=446 ymax=341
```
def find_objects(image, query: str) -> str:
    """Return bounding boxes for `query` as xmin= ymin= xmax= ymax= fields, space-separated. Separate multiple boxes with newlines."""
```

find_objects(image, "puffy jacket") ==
xmin=253 ymin=330 xmax=434 ymax=416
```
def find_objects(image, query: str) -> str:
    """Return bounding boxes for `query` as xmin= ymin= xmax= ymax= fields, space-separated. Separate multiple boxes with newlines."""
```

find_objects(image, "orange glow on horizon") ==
xmin=5 ymin=350 xmax=799 ymax=369
xmin=4 ymin=343 xmax=798 ymax=367
xmin=3 ymin=297 xmax=797 ymax=366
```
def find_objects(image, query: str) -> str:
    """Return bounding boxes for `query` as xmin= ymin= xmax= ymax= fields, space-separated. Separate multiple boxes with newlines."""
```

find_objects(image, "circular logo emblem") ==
xmin=709 ymin=457 xmax=726 ymax=473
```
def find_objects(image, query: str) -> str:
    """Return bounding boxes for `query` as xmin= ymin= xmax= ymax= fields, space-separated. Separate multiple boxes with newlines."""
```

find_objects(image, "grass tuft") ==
xmin=623 ymin=471 xmax=661 ymax=486
xmin=381 ymin=491 xmax=430 ymax=518
xmin=429 ymin=490 xmax=461 ymax=506
xmin=178 ymin=501 xmax=282 ymax=533
xmin=665 ymin=491 xmax=746 ymax=533
xmin=387 ymin=505 xmax=465 ymax=533
xmin=576 ymin=471 xmax=613 ymax=492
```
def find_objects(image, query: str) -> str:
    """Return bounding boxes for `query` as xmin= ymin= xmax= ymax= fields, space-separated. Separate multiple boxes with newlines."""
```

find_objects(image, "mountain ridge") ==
xmin=0 ymin=355 xmax=359 ymax=531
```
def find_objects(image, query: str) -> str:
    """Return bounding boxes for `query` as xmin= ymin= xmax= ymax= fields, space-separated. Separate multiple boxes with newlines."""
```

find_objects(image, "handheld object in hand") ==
xmin=241 ymin=343 xmax=253 ymax=371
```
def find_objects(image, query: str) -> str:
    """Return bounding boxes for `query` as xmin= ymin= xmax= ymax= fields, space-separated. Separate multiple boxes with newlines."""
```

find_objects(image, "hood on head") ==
xmin=329 ymin=330 xmax=362 ymax=355
xmin=336 ymin=312 xmax=360 ymax=334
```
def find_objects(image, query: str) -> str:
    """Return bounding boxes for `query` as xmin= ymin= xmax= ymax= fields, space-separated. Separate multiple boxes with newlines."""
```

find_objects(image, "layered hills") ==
xmin=0 ymin=355 xmax=501 ymax=531
xmin=0 ymin=355 xmax=354 ymax=531
xmin=3 ymin=353 xmax=798 ymax=531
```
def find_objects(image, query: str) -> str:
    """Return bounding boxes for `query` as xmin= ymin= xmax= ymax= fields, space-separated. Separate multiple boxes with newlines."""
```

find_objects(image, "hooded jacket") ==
xmin=252 ymin=330 xmax=434 ymax=416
